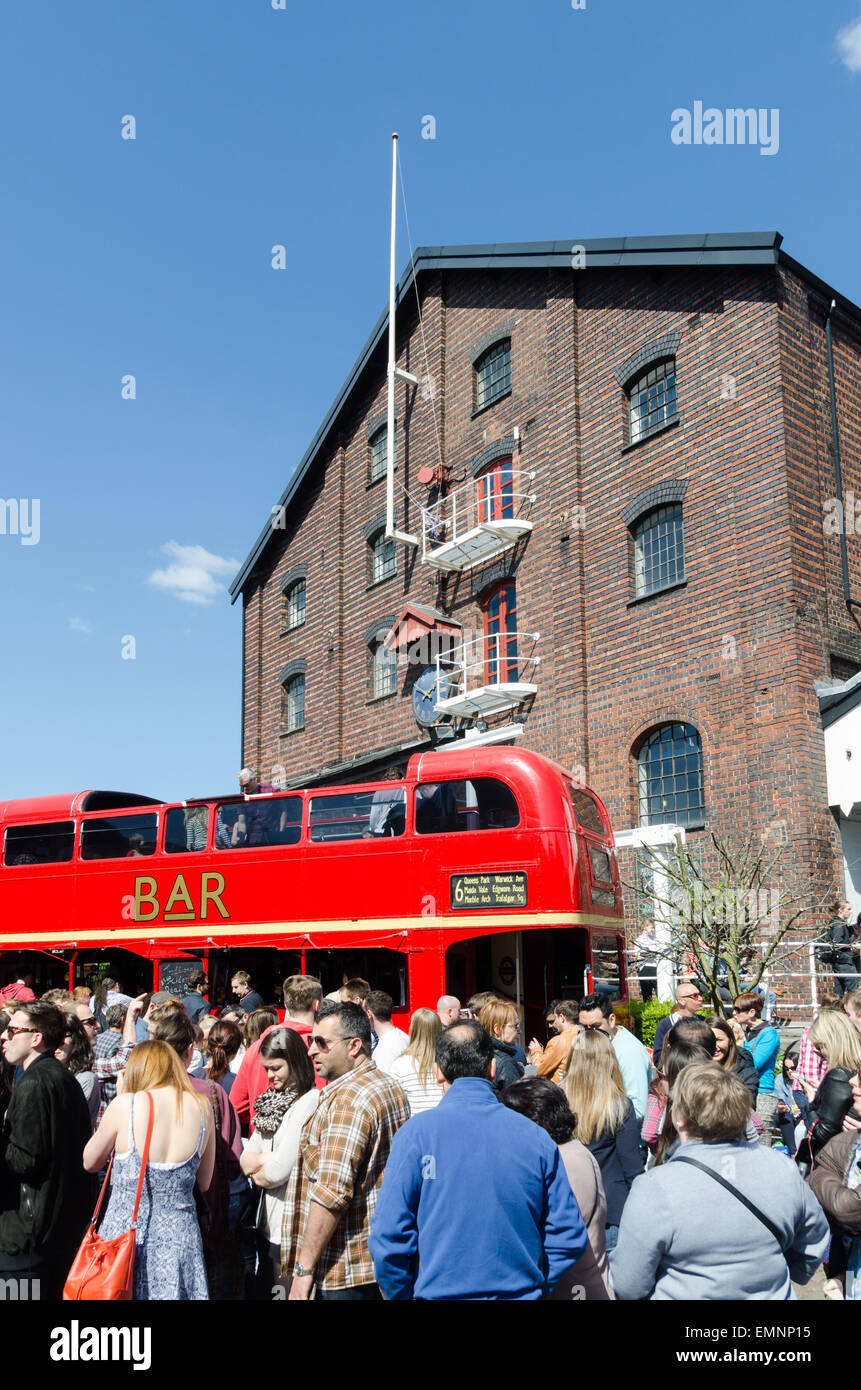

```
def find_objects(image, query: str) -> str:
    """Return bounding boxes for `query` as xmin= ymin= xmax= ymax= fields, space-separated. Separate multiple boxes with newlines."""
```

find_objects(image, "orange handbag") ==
xmin=63 ymin=1090 xmax=154 ymax=1301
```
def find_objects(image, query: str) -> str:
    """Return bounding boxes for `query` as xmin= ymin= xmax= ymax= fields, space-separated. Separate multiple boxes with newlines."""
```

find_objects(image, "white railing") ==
xmin=434 ymin=630 xmax=540 ymax=702
xmin=639 ymin=938 xmax=858 ymax=1019
xmin=420 ymin=470 xmax=536 ymax=561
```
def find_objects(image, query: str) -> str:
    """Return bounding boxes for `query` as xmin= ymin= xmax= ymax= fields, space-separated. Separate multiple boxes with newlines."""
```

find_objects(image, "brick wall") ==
xmin=240 ymin=258 xmax=861 ymax=937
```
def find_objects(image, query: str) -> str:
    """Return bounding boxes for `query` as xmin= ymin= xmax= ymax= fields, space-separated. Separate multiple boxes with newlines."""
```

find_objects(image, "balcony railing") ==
xmin=421 ymin=470 xmax=536 ymax=572
xmin=433 ymin=631 xmax=540 ymax=718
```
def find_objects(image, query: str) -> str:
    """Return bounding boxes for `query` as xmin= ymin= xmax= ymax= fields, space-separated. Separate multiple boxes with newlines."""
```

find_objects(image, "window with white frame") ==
xmin=632 ymin=504 xmax=685 ymax=598
xmin=281 ymin=675 xmax=305 ymax=733
xmin=628 ymin=358 xmax=677 ymax=443
xmin=369 ymin=529 xmax=396 ymax=585
xmin=283 ymin=579 xmax=306 ymax=630
xmin=370 ymin=638 xmax=397 ymax=699
xmin=368 ymin=427 xmax=389 ymax=484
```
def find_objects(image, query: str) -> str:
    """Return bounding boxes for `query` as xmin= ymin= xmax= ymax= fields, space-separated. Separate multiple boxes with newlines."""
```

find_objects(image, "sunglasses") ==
xmin=579 ymin=1022 xmax=609 ymax=1032
xmin=80 ymin=1017 xmax=99 ymax=1027
xmin=2 ymin=1025 xmax=37 ymax=1038
xmin=311 ymin=1034 xmax=359 ymax=1051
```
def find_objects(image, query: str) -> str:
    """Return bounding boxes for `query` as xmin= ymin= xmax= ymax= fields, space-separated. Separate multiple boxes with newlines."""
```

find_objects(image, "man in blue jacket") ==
xmin=369 ymin=1019 xmax=588 ymax=1300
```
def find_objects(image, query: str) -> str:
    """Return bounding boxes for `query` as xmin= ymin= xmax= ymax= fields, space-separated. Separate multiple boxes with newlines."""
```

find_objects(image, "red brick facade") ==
xmin=235 ymin=241 xmax=861 ymax=913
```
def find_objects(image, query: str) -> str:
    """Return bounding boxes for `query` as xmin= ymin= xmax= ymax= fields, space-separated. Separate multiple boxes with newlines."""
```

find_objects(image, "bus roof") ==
xmin=0 ymin=791 xmax=162 ymax=822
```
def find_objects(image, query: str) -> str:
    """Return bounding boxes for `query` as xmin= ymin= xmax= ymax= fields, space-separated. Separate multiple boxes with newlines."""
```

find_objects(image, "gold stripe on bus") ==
xmin=0 ymin=911 xmax=621 ymax=946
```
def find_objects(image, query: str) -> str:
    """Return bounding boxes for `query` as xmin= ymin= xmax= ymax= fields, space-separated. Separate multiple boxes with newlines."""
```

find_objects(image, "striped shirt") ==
xmin=281 ymin=1057 xmax=410 ymax=1290
xmin=387 ymin=1053 xmax=443 ymax=1114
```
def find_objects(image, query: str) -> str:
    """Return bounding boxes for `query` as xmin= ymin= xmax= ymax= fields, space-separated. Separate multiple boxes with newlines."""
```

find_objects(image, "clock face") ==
xmin=412 ymin=666 xmax=450 ymax=726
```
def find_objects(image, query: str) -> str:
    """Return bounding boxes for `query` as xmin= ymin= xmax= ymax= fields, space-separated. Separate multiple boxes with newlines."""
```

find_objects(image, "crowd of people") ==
xmin=2 ymin=959 xmax=861 ymax=1302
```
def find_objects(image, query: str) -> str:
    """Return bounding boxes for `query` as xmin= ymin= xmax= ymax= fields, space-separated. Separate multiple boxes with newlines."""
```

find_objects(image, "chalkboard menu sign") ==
xmin=450 ymin=871 xmax=528 ymax=910
xmin=158 ymin=958 xmax=203 ymax=997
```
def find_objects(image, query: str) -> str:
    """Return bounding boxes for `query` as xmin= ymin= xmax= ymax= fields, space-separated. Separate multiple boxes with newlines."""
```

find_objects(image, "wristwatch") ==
xmin=294 ymin=1261 xmax=315 ymax=1278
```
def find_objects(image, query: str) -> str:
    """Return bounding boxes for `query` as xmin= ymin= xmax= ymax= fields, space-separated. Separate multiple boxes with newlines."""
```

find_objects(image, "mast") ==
xmin=386 ymin=132 xmax=418 ymax=546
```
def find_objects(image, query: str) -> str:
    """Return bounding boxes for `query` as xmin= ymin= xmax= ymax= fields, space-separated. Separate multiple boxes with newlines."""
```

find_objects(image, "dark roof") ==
xmin=229 ymin=230 xmax=848 ymax=602
xmin=818 ymin=674 xmax=861 ymax=729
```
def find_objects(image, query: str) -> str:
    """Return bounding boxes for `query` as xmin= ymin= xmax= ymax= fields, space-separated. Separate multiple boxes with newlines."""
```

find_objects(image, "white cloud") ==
xmin=148 ymin=541 xmax=239 ymax=605
xmin=69 ymin=617 xmax=93 ymax=633
xmin=837 ymin=14 xmax=861 ymax=71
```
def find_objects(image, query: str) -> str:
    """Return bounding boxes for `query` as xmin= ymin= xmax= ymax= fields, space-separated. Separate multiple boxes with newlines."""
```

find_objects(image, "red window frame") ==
xmin=483 ymin=581 xmax=519 ymax=684
xmin=477 ymin=457 xmax=514 ymax=523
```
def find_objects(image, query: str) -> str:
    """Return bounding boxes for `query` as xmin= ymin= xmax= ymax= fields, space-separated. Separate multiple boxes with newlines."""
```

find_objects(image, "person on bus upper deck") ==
xmin=231 ymin=971 xmax=265 ymax=1013
xmin=366 ymin=991 xmax=409 ymax=1075
xmin=238 ymin=768 xmax=260 ymax=796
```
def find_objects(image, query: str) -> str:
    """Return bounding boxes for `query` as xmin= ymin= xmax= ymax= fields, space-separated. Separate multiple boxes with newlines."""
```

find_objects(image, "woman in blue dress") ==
xmin=84 ymin=1039 xmax=215 ymax=1299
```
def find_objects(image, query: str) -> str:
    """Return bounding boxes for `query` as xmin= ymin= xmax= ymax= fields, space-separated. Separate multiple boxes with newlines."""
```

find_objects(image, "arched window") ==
xmin=632 ymin=504 xmax=685 ymax=598
xmin=477 ymin=457 xmax=514 ymax=522
xmin=628 ymin=358 xmax=677 ymax=443
xmin=281 ymin=675 xmax=305 ymax=734
xmin=483 ymin=581 xmax=518 ymax=684
xmin=368 ymin=426 xmax=389 ymax=484
xmin=475 ymin=340 xmax=511 ymax=412
xmin=637 ymin=723 xmax=704 ymax=828
xmin=370 ymin=638 xmax=397 ymax=700
xmin=369 ymin=529 xmax=396 ymax=586
xmin=283 ymin=578 xmax=306 ymax=630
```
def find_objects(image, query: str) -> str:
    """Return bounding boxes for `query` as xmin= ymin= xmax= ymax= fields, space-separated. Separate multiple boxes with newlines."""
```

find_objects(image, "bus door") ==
xmin=207 ymin=947 xmax=302 ymax=1013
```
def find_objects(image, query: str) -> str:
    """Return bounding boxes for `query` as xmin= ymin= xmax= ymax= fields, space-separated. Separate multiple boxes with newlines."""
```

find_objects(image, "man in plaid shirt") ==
xmin=282 ymin=1000 xmax=410 ymax=1300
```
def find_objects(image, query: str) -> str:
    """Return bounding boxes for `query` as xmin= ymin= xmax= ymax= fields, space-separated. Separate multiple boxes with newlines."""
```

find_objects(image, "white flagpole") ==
xmin=386 ymin=132 xmax=418 ymax=546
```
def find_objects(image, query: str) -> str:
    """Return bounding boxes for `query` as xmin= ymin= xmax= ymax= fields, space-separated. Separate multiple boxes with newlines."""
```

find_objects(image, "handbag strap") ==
xmin=130 ymin=1092 xmax=155 ymax=1230
xmin=89 ymin=1153 xmax=115 ymax=1228
xmin=672 ymin=1154 xmax=787 ymax=1252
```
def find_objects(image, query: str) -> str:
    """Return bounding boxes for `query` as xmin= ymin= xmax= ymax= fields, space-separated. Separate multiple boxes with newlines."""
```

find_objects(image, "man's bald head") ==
xmin=437 ymin=994 xmax=461 ymax=1026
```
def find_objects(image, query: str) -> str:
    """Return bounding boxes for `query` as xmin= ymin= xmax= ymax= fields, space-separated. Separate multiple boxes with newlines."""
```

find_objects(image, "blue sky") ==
xmin=2 ymin=0 xmax=861 ymax=802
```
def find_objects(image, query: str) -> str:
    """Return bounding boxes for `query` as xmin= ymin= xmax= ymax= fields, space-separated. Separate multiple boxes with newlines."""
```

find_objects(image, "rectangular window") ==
xmin=3 ymin=821 xmax=75 ymax=866
xmin=164 ymin=806 xmax=210 ymax=853
xmin=415 ymin=778 xmax=520 ymax=834
xmin=80 ymin=813 xmax=158 ymax=861
xmin=633 ymin=505 xmax=684 ymax=598
xmin=591 ymin=933 xmax=622 ymax=996
xmin=475 ymin=341 xmax=511 ymax=411
xmin=630 ymin=361 xmax=677 ymax=443
xmin=587 ymin=845 xmax=615 ymax=907
xmin=371 ymin=534 xmax=396 ymax=585
xmin=215 ymin=797 xmax=303 ymax=849
xmin=368 ymin=428 xmax=389 ymax=483
xmin=567 ymin=788 xmax=606 ymax=836
xmin=372 ymin=642 xmax=397 ymax=699
xmin=309 ymin=789 xmax=406 ymax=842
xmin=286 ymin=583 xmax=306 ymax=629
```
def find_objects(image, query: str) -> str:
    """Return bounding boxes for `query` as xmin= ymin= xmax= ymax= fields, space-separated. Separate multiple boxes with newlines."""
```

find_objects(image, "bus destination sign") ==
xmin=450 ymin=871 xmax=528 ymax=910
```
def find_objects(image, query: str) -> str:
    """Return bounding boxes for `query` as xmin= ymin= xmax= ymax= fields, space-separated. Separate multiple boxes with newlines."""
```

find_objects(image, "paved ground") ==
xmin=794 ymin=1266 xmax=827 ymax=1300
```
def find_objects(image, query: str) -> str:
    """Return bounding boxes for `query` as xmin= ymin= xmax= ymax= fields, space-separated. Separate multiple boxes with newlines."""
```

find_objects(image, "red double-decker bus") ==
xmin=0 ymin=746 xmax=625 ymax=1036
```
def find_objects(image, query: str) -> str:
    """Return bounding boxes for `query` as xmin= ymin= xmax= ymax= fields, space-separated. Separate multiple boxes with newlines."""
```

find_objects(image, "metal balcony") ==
xmin=421 ymin=471 xmax=536 ymax=573
xmin=433 ymin=632 xmax=540 ymax=719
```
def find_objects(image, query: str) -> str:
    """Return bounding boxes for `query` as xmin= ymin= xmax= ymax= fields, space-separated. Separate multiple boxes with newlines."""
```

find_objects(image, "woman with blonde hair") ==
xmin=479 ymin=998 xmax=524 ymax=1092
xmin=795 ymin=1010 xmax=861 ymax=1176
xmin=388 ymin=1008 xmax=444 ymax=1112
xmin=83 ymin=1039 xmax=215 ymax=1299
xmin=562 ymin=1030 xmax=643 ymax=1248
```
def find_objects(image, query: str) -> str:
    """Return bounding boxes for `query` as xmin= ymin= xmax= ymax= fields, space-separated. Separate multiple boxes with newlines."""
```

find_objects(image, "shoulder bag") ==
xmin=63 ymin=1090 xmax=154 ymax=1301
xmin=672 ymin=1153 xmax=788 ymax=1254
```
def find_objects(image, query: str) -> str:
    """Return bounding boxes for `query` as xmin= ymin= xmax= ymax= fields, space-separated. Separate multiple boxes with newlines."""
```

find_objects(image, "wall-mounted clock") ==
xmin=412 ymin=666 xmax=451 ymax=726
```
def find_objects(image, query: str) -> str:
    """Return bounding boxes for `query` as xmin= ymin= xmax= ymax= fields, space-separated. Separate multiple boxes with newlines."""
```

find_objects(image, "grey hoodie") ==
xmin=610 ymin=1140 xmax=829 ymax=1300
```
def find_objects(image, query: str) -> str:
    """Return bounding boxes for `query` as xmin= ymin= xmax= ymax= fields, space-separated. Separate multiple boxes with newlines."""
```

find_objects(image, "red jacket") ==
xmin=0 ymin=983 xmax=36 ymax=1005
xmin=230 ymin=1020 xmax=323 ymax=1130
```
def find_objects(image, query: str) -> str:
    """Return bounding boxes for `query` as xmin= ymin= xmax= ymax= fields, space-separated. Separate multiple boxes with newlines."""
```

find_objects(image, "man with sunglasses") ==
xmin=0 ymin=1002 xmax=95 ymax=1300
xmin=281 ymin=1001 xmax=410 ymax=1301
xmin=651 ymin=983 xmax=704 ymax=1069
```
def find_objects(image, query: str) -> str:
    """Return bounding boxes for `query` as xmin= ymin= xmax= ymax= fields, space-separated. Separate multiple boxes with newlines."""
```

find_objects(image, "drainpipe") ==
xmin=825 ymin=299 xmax=861 ymax=610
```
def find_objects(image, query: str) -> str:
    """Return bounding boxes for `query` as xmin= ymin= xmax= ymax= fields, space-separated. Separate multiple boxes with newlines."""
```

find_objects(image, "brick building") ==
xmin=230 ymin=231 xmax=861 ymax=962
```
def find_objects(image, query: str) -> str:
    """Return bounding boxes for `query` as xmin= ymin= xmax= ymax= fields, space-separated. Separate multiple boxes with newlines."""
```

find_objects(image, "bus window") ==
xmin=567 ymin=788 xmax=605 ymax=836
xmin=588 ymin=845 xmax=615 ymax=907
xmin=164 ymin=807 xmax=209 ymax=854
xmin=214 ymin=797 xmax=302 ymax=849
xmin=4 ymin=821 xmax=75 ymax=865
xmin=415 ymin=779 xmax=520 ymax=834
xmin=592 ymin=934 xmax=622 ymax=995
xmin=80 ymin=813 xmax=158 ymax=861
xmin=306 ymin=948 xmax=407 ymax=1007
xmin=308 ymin=790 xmax=405 ymax=843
